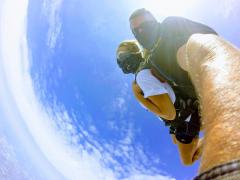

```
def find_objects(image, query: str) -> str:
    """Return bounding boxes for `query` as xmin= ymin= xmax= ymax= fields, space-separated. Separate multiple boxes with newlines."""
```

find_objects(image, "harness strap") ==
xmin=163 ymin=97 xmax=201 ymax=144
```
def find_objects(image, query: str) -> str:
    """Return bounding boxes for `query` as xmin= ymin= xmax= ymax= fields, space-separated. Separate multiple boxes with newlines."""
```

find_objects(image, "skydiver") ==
xmin=116 ymin=40 xmax=202 ymax=165
xmin=128 ymin=8 xmax=217 ymax=144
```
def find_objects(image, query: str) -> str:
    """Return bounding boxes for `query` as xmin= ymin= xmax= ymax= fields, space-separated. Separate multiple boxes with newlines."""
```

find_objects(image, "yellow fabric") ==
xmin=172 ymin=135 xmax=203 ymax=165
xmin=132 ymin=82 xmax=176 ymax=120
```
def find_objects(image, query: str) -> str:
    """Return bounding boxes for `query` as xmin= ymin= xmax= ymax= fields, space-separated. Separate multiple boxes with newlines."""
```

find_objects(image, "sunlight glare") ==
xmin=129 ymin=0 xmax=197 ymax=19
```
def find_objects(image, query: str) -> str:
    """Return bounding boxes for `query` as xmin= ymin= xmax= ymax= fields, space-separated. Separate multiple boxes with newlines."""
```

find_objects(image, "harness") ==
xmin=164 ymin=96 xmax=200 ymax=144
xmin=145 ymin=39 xmax=201 ymax=144
xmin=134 ymin=17 xmax=217 ymax=144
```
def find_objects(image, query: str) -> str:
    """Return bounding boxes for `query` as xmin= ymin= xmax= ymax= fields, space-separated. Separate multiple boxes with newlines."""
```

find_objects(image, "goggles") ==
xmin=117 ymin=52 xmax=142 ymax=74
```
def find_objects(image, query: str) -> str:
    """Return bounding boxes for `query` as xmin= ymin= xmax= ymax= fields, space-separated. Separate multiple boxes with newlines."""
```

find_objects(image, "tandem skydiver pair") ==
xmin=116 ymin=8 xmax=217 ymax=165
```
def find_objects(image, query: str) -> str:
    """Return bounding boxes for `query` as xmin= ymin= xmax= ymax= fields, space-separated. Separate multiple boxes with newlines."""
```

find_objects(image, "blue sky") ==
xmin=0 ymin=0 xmax=239 ymax=179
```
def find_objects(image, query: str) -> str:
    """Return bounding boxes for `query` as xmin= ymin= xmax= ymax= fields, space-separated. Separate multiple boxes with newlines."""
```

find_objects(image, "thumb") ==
xmin=177 ymin=34 xmax=239 ymax=91
xmin=177 ymin=34 xmax=220 ymax=74
xmin=177 ymin=33 xmax=240 ymax=73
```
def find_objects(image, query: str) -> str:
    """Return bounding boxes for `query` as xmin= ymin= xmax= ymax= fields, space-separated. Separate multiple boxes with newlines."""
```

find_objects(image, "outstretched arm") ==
xmin=177 ymin=34 xmax=240 ymax=173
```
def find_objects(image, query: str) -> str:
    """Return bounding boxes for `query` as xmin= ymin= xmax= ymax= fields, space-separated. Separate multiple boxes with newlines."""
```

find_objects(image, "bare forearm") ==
xmin=178 ymin=34 xmax=240 ymax=173
xmin=197 ymin=42 xmax=240 ymax=172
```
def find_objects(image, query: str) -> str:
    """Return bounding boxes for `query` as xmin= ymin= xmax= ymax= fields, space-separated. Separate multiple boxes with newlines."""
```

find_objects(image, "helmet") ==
xmin=116 ymin=40 xmax=143 ymax=74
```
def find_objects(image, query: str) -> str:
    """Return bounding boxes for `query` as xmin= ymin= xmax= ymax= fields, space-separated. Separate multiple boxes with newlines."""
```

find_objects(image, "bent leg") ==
xmin=172 ymin=135 xmax=203 ymax=165
xmin=148 ymin=94 xmax=176 ymax=120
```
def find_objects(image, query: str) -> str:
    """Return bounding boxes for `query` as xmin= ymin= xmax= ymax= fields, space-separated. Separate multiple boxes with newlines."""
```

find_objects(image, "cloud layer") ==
xmin=0 ymin=0 xmax=175 ymax=179
xmin=1 ymin=0 xmax=239 ymax=179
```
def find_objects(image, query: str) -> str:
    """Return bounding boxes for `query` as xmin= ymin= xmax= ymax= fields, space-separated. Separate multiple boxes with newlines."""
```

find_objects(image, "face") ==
xmin=117 ymin=52 xmax=143 ymax=74
xmin=130 ymin=13 xmax=155 ymax=29
xmin=130 ymin=13 xmax=159 ymax=50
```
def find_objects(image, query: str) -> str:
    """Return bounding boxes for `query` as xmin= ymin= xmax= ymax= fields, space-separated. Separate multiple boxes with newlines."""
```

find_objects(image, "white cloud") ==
xmin=115 ymin=97 xmax=126 ymax=110
xmin=0 ymin=0 xmax=176 ymax=180
xmin=0 ymin=135 xmax=31 ymax=179
xmin=42 ymin=0 xmax=63 ymax=49
xmin=112 ymin=82 xmax=129 ymax=114
xmin=0 ymin=0 xmax=115 ymax=179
